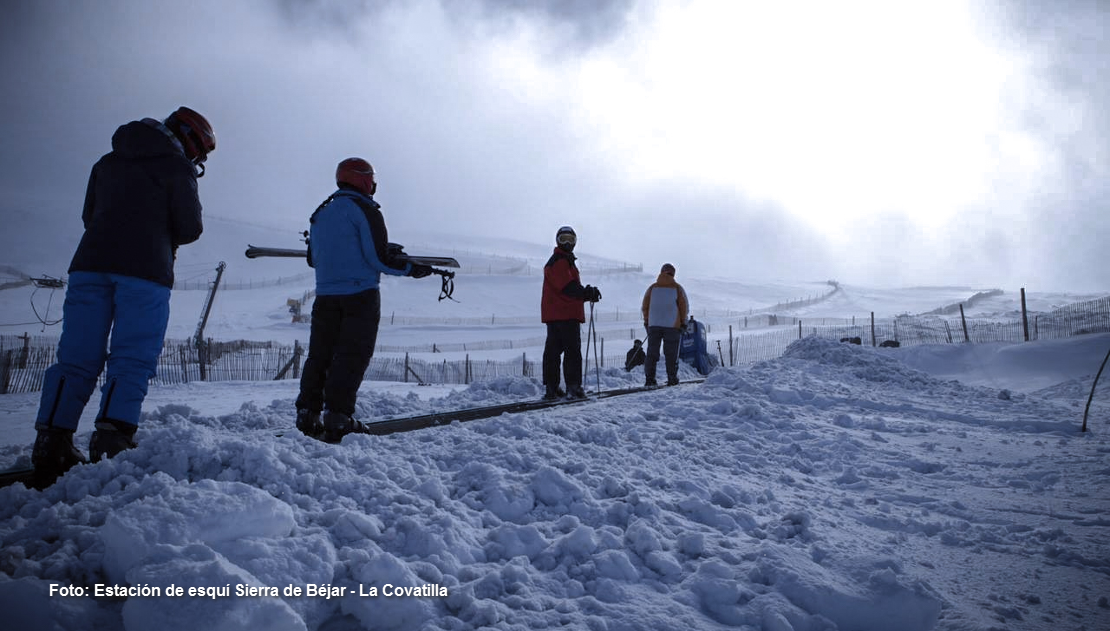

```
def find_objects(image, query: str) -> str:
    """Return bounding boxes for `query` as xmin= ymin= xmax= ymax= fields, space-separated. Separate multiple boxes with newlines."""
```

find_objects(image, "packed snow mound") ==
xmin=781 ymin=335 xmax=937 ymax=383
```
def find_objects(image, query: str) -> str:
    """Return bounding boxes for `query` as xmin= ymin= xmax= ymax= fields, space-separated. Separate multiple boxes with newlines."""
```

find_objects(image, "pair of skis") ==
xmin=0 ymin=381 xmax=704 ymax=488
xmin=285 ymin=379 xmax=705 ymax=438
xmin=245 ymin=243 xmax=460 ymax=301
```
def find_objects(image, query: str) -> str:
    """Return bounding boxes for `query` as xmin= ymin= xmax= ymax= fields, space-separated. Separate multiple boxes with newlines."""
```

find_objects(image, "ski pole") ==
xmin=1082 ymin=344 xmax=1110 ymax=432
xmin=590 ymin=301 xmax=601 ymax=394
xmin=583 ymin=303 xmax=592 ymax=388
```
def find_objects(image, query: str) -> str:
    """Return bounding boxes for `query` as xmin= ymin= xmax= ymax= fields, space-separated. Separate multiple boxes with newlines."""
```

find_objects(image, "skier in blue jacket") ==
xmin=295 ymin=157 xmax=433 ymax=442
xmin=32 ymin=106 xmax=216 ymax=489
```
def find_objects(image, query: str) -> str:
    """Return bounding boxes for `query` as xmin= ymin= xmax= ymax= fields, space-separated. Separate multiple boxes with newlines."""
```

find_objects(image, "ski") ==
xmin=2 ymin=382 xmax=705 ymax=486
xmin=283 ymin=379 xmax=704 ymax=439
xmin=244 ymin=244 xmax=460 ymax=269
xmin=0 ymin=466 xmax=35 ymax=489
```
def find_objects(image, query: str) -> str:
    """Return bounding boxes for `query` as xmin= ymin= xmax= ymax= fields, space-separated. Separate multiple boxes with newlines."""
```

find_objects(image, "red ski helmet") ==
xmin=165 ymin=106 xmax=216 ymax=168
xmin=336 ymin=157 xmax=377 ymax=195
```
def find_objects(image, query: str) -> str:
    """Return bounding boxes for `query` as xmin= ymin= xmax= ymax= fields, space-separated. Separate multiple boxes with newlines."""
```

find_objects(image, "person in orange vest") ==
xmin=641 ymin=263 xmax=689 ymax=387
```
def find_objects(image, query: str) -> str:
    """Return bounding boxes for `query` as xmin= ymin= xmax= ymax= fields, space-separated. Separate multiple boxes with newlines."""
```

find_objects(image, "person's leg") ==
xmin=644 ymin=327 xmax=664 ymax=385
xmin=559 ymin=321 xmax=583 ymax=396
xmin=296 ymin=295 xmax=342 ymax=417
xmin=323 ymin=289 xmax=380 ymax=416
xmin=90 ymin=274 xmax=171 ymax=460
xmin=32 ymin=272 xmax=114 ymax=485
xmin=542 ymin=323 xmax=564 ymax=397
xmin=662 ymin=328 xmax=682 ymax=385
xmin=36 ymin=272 xmax=114 ymax=431
xmin=95 ymin=275 xmax=171 ymax=424
xmin=322 ymin=290 xmax=380 ymax=442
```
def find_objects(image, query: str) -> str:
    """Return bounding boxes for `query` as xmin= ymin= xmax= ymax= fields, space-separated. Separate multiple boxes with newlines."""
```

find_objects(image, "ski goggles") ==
xmin=557 ymin=232 xmax=577 ymax=247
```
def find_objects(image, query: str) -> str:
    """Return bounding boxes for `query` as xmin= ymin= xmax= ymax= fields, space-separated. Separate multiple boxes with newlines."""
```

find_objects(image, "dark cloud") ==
xmin=448 ymin=0 xmax=636 ymax=49
xmin=272 ymin=0 xmax=635 ymax=51
xmin=1 ymin=0 xmax=1107 ymax=291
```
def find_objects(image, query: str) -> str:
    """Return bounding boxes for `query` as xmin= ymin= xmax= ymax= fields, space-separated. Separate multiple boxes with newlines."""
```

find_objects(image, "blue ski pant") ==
xmin=36 ymin=272 xmax=171 ymax=432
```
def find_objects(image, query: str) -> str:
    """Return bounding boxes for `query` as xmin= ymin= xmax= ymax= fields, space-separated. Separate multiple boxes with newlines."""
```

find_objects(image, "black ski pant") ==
xmin=296 ymin=288 xmax=380 ymax=417
xmin=543 ymin=320 xmax=582 ymax=390
xmin=644 ymin=326 xmax=681 ymax=384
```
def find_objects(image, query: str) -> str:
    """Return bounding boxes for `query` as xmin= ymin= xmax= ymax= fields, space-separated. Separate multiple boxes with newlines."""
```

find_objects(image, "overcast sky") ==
xmin=1 ymin=0 xmax=1107 ymax=290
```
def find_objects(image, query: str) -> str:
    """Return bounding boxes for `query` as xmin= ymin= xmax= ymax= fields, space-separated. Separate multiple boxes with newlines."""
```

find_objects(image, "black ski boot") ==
xmin=644 ymin=379 xmax=658 ymax=387
xmin=296 ymin=409 xmax=324 ymax=438
xmin=566 ymin=385 xmax=587 ymax=400
xmin=31 ymin=427 xmax=88 ymax=489
xmin=543 ymin=386 xmax=565 ymax=401
xmin=89 ymin=419 xmax=138 ymax=462
xmin=322 ymin=410 xmax=372 ymax=443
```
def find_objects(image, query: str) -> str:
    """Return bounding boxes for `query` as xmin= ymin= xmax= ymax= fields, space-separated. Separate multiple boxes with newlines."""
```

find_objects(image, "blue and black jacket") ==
xmin=308 ymin=186 xmax=411 ymax=296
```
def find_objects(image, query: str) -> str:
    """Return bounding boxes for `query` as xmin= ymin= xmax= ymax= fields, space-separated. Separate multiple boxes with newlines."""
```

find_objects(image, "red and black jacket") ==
xmin=541 ymin=247 xmax=588 ymax=323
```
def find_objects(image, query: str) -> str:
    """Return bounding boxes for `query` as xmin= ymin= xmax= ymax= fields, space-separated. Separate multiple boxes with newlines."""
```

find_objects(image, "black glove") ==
xmin=408 ymin=263 xmax=433 ymax=278
xmin=584 ymin=285 xmax=601 ymax=303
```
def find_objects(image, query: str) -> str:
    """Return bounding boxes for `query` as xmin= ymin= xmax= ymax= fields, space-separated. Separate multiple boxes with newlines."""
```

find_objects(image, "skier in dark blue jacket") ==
xmin=32 ymin=106 xmax=216 ymax=489
xmin=295 ymin=157 xmax=433 ymax=442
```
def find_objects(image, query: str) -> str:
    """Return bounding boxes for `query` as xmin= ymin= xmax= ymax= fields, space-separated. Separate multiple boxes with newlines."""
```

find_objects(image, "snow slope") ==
xmin=1 ymin=333 xmax=1108 ymax=630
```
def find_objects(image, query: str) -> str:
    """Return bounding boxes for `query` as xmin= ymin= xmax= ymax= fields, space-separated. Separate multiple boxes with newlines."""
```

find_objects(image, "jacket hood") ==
xmin=655 ymin=271 xmax=679 ymax=286
xmin=110 ymin=119 xmax=185 ymax=159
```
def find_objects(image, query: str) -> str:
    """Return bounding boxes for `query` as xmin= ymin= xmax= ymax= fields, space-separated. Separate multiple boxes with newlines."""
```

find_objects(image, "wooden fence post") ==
xmin=1021 ymin=287 xmax=1030 ymax=341
xmin=0 ymin=349 xmax=11 ymax=394
xmin=729 ymin=325 xmax=734 ymax=366
xmin=870 ymin=312 xmax=876 ymax=346
xmin=959 ymin=304 xmax=970 ymax=342
xmin=293 ymin=340 xmax=302 ymax=378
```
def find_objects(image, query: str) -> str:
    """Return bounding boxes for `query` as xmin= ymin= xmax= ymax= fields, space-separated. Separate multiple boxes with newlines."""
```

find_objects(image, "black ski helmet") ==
xmin=556 ymin=225 xmax=576 ymax=251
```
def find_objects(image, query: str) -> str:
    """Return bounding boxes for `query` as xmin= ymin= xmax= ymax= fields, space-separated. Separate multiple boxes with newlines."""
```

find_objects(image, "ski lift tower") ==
xmin=193 ymin=262 xmax=226 ymax=380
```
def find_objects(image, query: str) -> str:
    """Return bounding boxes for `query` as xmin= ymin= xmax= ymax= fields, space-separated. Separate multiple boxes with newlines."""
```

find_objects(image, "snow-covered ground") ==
xmin=1 ymin=234 xmax=1109 ymax=630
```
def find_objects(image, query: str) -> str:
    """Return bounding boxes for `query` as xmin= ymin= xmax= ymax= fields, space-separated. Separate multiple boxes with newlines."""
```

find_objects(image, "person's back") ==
xmin=645 ymin=277 xmax=685 ymax=329
xmin=309 ymin=189 xmax=403 ymax=296
xmin=70 ymin=119 xmax=203 ymax=287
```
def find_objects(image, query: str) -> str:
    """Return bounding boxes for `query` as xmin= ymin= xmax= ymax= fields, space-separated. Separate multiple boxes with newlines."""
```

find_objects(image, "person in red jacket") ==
xmin=540 ymin=226 xmax=601 ymax=400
